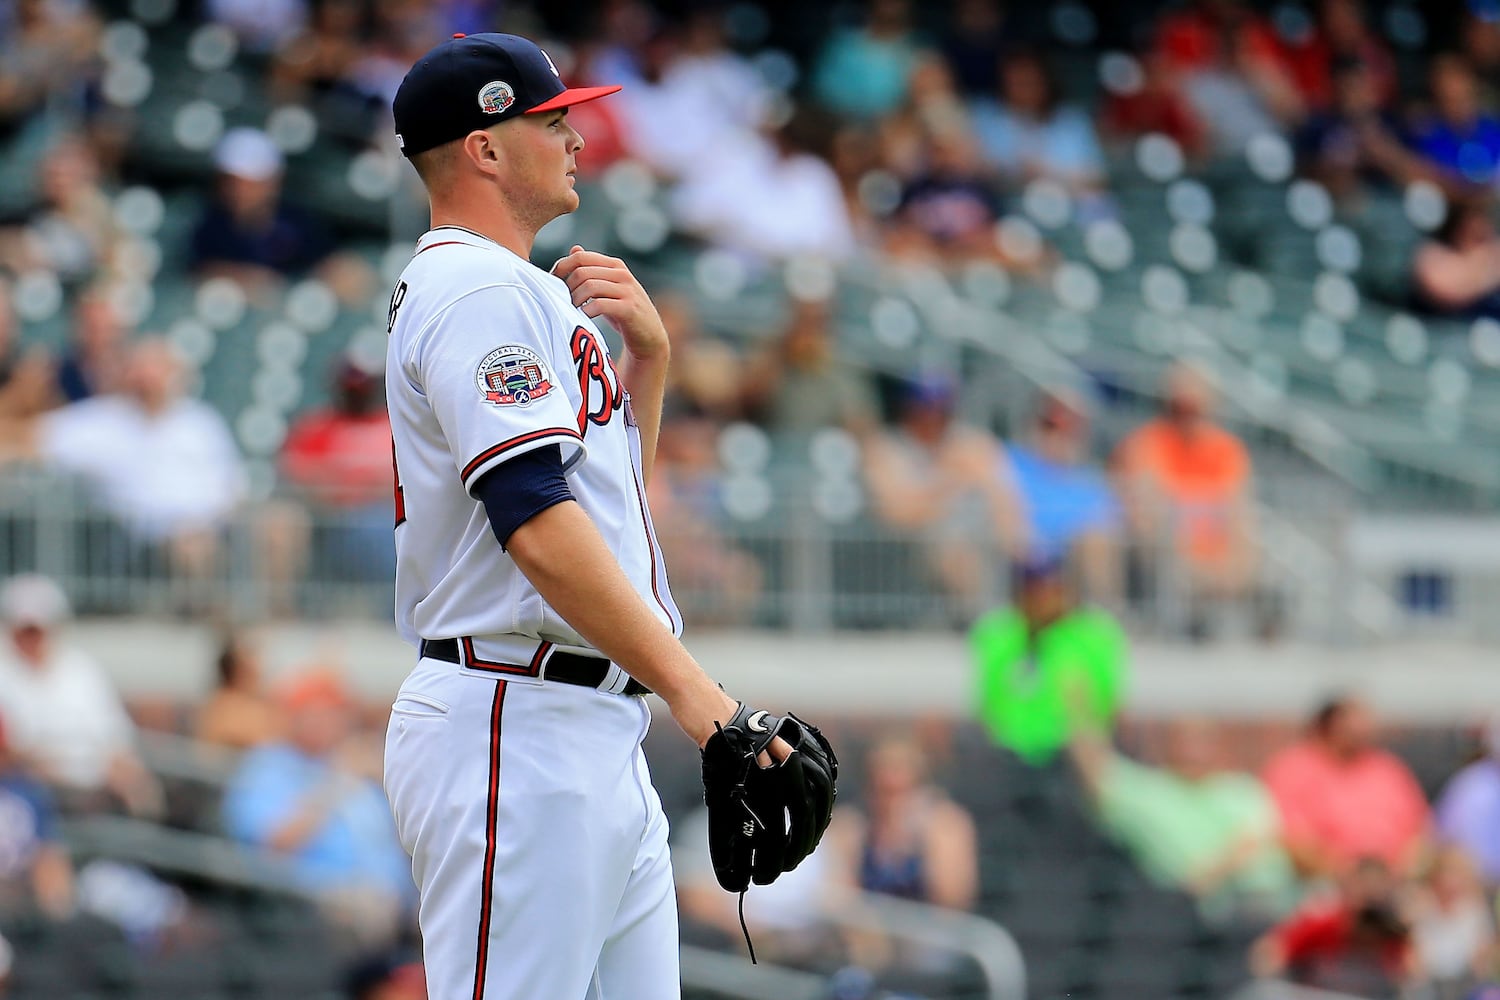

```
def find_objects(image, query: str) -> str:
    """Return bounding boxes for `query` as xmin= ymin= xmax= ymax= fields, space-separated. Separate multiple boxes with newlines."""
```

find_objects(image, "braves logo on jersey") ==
xmin=476 ymin=345 xmax=554 ymax=407
xmin=570 ymin=325 xmax=623 ymax=433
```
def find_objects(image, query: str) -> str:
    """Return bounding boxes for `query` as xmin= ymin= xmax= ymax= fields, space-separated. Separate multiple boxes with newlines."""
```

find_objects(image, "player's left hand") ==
xmin=552 ymin=245 xmax=669 ymax=362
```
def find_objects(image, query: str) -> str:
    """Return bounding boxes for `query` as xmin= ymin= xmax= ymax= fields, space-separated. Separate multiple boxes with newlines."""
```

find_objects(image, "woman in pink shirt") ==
xmin=1263 ymin=697 xmax=1431 ymax=880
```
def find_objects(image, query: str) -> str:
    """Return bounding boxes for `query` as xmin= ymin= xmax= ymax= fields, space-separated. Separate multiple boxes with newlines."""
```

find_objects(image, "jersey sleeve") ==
xmin=410 ymin=283 xmax=586 ymax=495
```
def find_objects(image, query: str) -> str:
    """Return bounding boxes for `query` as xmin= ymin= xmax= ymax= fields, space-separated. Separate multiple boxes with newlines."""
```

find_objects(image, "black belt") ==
xmin=419 ymin=638 xmax=651 ymax=697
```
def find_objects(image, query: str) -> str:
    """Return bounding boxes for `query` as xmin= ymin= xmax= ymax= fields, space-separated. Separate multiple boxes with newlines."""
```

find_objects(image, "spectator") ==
xmin=0 ymin=715 xmax=73 ymax=919
xmin=1408 ymin=54 xmax=1500 ymax=192
xmin=970 ymin=50 xmax=1108 ymax=201
xmin=827 ymin=737 xmax=978 ymax=910
xmin=885 ymin=126 xmax=1009 ymax=267
xmin=0 ymin=0 xmax=101 ymax=133
xmin=647 ymin=418 xmax=763 ymax=626
xmin=613 ymin=19 xmax=768 ymax=181
xmin=189 ymin=128 xmax=368 ymax=304
xmin=1005 ymin=389 xmax=1121 ymax=603
xmin=1284 ymin=0 xmax=1396 ymax=114
xmin=940 ymin=0 xmax=1014 ymax=97
xmin=864 ymin=377 xmax=1025 ymax=619
xmin=1251 ymin=856 xmax=1418 ymax=999
xmin=0 ymin=134 xmax=126 ymax=285
xmin=971 ymin=557 xmax=1128 ymax=766
xmin=196 ymin=633 xmax=281 ymax=751
xmin=1113 ymin=363 xmax=1266 ymax=639
xmin=1408 ymin=846 xmax=1496 ymax=999
xmin=1297 ymin=57 xmax=1427 ymax=203
xmin=811 ymin=0 xmax=922 ymax=121
xmin=0 ymin=575 xmax=160 ymax=818
xmin=1262 ymin=697 xmax=1431 ymax=879
xmin=656 ymin=294 xmax=744 ymax=423
xmin=206 ymin=0 xmax=306 ymax=52
xmin=1435 ymin=715 xmax=1500 ymax=885
xmin=671 ymin=106 xmax=856 ymax=263
xmin=279 ymin=355 xmax=395 ymax=592
xmin=1155 ymin=0 xmax=1305 ymax=154
xmin=223 ymin=668 xmax=412 ymax=946
xmin=742 ymin=300 xmax=878 ymax=436
xmin=344 ymin=952 xmax=427 ymax=1000
xmin=55 ymin=286 xmax=128 ymax=403
xmin=0 ymin=278 xmax=54 ymax=419
xmin=268 ymin=0 xmax=378 ymax=141
xmin=23 ymin=338 xmax=246 ymax=595
xmin=1099 ymin=49 xmax=1208 ymax=160
xmin=1411 ymin=199 xmax=1500 ymax=320
xmin=1069 ymin=717 xmax=1298 ymax=922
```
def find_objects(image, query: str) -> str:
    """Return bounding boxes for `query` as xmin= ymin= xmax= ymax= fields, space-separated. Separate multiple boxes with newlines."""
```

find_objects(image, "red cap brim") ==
xmin=526 ymin=84 xmax=623 ymax=114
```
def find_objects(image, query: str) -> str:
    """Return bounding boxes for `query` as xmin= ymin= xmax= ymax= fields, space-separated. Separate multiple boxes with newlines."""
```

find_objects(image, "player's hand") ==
xmin=551 ymin=245 xmax=669 ymax=362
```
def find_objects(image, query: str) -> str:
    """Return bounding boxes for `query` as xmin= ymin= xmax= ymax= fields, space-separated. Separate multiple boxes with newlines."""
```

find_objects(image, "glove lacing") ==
xmin=719 ymin=720 xmax=762 ymax=965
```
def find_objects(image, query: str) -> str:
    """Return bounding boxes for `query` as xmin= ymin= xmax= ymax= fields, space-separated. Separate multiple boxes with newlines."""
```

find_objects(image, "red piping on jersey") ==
xmin=629 ymin=463 xmax=677 ymax=634
xmin=472 ymin=679 xmax=506 ymax=1000
xmin=459 ymin=637 xmax=550 ymax=678
xmin=415 ymin=240 xmax=469 ymax=256
xmin=461 ymin=428 xmax=583 ymax=486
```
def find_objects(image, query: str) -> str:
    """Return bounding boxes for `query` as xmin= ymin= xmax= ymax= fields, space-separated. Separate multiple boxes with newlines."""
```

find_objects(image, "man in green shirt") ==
xmin=971 ymin=558 xmax=1127 ymax=765
xmin=1069 ymin=718 xmax=1300 ymax=923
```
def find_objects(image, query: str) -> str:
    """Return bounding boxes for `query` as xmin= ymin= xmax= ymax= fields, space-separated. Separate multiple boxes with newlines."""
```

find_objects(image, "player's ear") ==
xmin=463 ymin=127 xmax=505 ymax=176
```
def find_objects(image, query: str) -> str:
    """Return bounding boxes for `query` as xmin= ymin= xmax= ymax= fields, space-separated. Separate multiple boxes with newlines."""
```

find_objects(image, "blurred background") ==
xmin=0 ymin=0 xmax=1496 ymax=997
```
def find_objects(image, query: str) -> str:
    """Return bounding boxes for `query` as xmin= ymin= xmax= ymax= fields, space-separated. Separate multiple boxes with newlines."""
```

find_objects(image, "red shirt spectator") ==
xmin=1253 ymin=858 xmax=1417 ymax=996
xmin=1262 ymin=698 xmax=1430 ymax=879
xmin=1283 ymin=0 xmax=1396 ymax=112
xmin=281 ymin=360 xmax=391 ymax=509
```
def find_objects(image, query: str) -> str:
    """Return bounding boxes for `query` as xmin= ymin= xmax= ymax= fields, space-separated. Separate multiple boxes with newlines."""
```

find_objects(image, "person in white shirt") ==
xmin=5 ymin=337 xmax=249 ymax=606
xmin=0 ymin=576 xmax=160 ymax=817
xmin=671 ymin=107 xmax=857 ymax=264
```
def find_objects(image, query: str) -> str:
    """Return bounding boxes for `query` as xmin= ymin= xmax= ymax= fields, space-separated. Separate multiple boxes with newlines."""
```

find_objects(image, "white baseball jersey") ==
xmin=385 ymin=225 xmax=681 ymax=670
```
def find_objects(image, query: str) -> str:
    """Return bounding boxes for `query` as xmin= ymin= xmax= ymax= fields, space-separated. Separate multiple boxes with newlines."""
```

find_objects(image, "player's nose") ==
xmin=567 ymin=122 xmax=585 ymax=154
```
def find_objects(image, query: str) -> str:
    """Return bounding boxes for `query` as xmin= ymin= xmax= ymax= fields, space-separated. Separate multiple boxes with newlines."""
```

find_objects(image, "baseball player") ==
xmin=381 ymin=33 xmax=837 ymax=1000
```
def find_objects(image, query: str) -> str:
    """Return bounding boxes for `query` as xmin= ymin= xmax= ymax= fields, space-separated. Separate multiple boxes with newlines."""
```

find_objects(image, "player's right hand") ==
xmin=551 ymin=245 xmax=669 ymax=362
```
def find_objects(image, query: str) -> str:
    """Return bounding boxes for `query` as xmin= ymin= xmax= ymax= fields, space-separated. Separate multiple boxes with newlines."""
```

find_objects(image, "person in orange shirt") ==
xmin=1114 ymin=363 xmax=1270 ymax=637
xmin=1262 ymin=697 xmax=1431 ymax=881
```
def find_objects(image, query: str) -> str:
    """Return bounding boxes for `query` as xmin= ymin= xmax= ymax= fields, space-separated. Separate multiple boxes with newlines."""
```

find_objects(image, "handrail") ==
xmin=679 ymin=945 xmax=827 ymax=1000
xmin=817 ymin=890 xmax=1027 ymax=1000
xmin=137 ymin=729 xmax=243 ymax=787
xmin=61 ymin=815 xmax=308 ymax=898
xmin=1231 ymin=980 xmax=1385 ymax=1000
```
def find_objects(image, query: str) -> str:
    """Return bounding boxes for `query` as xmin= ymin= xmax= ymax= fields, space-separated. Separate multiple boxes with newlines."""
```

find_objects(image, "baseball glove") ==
xmin=701 ymin=702 xmax=838 ymax=894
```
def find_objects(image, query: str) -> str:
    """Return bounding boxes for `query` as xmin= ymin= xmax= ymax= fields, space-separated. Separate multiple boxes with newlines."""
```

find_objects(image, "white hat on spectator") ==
xmin=214 ymin=126 xmax=284 ymax=181
xmin=0 ymin=575 xmax=71 ymax=628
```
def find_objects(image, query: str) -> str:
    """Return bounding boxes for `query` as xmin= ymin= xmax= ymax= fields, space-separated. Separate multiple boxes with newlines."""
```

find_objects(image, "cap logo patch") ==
xmin=478 ymin=80 xmax=516 ymax=115
xmin=539 ymin=48 xmax=560 ymax=77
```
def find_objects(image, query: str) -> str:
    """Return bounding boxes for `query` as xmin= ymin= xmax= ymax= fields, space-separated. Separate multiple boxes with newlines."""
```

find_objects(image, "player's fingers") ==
xmin=570 ymin=279 xmax=626 ymax=306
xmin=563 ymin=265 xmax=627 ymax=292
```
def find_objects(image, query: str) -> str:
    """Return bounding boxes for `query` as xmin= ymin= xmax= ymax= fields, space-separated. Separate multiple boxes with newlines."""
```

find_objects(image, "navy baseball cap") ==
xmin=393 ymin=33 xmax=621 ymax=157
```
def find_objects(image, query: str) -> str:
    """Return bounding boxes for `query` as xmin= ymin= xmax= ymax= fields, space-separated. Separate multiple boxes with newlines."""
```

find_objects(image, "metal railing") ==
xmin=7 ymin=462 xmax=1500 ymax=641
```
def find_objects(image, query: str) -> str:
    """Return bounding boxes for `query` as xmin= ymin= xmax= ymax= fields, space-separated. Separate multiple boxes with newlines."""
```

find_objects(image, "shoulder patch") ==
xmin=476 ymin=345 xmax=553 ymax=407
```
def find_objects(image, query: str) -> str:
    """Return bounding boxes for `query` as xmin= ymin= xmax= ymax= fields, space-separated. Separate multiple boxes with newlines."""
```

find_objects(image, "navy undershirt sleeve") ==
xmin=472 ymin=444 xmax=575 ymax=550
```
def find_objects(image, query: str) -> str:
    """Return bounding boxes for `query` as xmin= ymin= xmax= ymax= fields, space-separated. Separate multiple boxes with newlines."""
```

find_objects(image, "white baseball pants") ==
xmin=383 ymin=656 xmax=681 ymax=999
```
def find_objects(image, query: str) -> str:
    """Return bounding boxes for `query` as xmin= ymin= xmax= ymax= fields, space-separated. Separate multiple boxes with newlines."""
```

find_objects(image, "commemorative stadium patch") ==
xmin=478 ymin=80 xmax=515 ymax=115
xmin=476 ymin=346 xmax=553 ymax=406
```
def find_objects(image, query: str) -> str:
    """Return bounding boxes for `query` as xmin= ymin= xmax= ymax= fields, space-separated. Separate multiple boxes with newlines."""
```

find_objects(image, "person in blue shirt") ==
xmin=1407 ymin=54 xmax=1500 ymax=190
xmin=1004 ymin=389 xmax=1122 ymax=604
xmin=811 ymin=0 xmax=922 ymax=121
xmin=223 ymin=669 xmax=411 ymax=945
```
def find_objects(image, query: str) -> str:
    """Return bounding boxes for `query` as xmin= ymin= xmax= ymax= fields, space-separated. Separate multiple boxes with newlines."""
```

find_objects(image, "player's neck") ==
xmin=428 ymin=202 xmax=536 ymax=259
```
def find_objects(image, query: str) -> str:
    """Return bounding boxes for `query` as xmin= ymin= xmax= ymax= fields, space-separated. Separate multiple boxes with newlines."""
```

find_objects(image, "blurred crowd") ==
xmin=0 ymin=0 xmax=1499 ymax=635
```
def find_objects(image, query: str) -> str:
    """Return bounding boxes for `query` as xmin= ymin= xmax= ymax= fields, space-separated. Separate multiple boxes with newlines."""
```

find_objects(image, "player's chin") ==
xmin=558 ymin=187 xmax=581 ymax=214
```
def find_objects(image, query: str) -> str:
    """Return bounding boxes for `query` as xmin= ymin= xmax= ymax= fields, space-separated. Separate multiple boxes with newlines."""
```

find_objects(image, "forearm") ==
xmin=619 ymin=349 xmax=668 ymax=485
xmin=508 ymin=500 xmax=732 ymax=745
